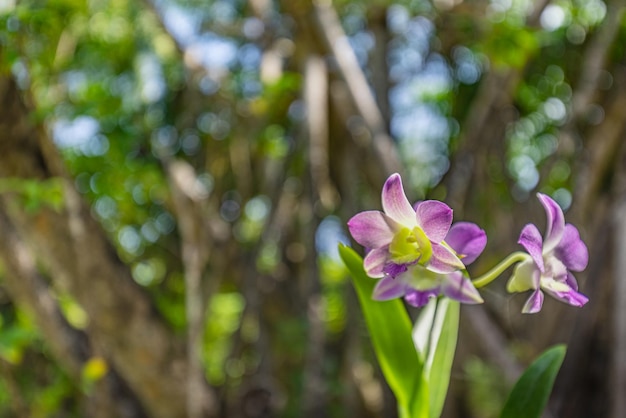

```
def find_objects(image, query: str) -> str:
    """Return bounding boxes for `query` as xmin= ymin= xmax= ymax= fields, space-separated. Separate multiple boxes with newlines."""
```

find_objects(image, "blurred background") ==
xmin=0 ymin=0 xmax=623 ymax=416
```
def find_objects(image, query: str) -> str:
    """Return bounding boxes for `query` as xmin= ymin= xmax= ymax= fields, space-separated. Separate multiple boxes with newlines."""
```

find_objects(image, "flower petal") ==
xmin=445 ymin=222 xmax=487 ymax=265
xmin=537 ymin=193 xmax=565 ymax=252
xmin=522 ymin=290 xmax=544 ymax=314
xmin=427 ymin=243 xmax=465 ymax=274
xmin=441 ymin=272 xmax=484 ymax=304
xmin=565 ymin=271 xmax=578 ymax=291
xmin=554 ymin=224 xmax=588 ymax=272
xmin=416 ymin=200 xmax=453 ymax=242
xmin=381 ymin=173 xmax=416 ymax=227
xmin=507 ymin=259 xmax=540 ymax=293
xmin=545 ymin=288 xmax=589 ymax=308
xmin=347 ymin=211 xmax=396 ymax=249
xmin=404 ymin=288 xmax=439 ymax=308
xmin=363 ymin=248 xmax=389 ymax=278
xmin=372 ymin=276 xmax=407 ymax=300
xmin=518 ymin=223 xmax=545 ymax=272
xmin=541 ymin=277 xmax=571 ymax=293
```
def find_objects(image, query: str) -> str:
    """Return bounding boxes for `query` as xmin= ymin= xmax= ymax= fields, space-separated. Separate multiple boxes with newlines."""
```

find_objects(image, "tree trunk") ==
xmin=0 ymin=66 xmax=196 ymax=418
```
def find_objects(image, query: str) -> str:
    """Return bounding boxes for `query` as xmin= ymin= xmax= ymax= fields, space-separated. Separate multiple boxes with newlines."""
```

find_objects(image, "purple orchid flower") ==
xmin=372 ymin=222 xmax=486 ymax=307
xmin=507 ymin=193 xmax=589 ymax=314
xmin=347 ymin=173 xmax=465 ymax=278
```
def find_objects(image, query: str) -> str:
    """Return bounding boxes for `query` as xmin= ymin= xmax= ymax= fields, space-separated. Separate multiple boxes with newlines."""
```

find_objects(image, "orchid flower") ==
xmin=347 ymin=173 xmax=465 ymax=279
xmin=347 ymin=173 xmax=485 ymax=307
xmin=507 ymin=193 xmax=589 ymax=313
xmin=372 ymin=221 xmax=486 ymax=307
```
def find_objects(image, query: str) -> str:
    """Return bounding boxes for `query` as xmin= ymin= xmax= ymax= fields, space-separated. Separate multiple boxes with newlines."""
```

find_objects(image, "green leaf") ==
xmin=499 ymin=344 xmax=567 ymax=418
xmin=0 ymin=177 xmax=65 ymax=212
xmin=338 ymin=244 xmax=426 ymax=417
xmin=413 ymin=298 xmax=459 ymax=418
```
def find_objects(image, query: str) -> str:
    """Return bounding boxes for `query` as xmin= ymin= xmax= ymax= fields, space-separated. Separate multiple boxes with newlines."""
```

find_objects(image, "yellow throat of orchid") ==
xmin=389 ymin=226 xmax=433 ymax=266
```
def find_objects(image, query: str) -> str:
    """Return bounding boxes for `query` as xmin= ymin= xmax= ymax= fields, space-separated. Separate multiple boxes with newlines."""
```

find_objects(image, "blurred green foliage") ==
xmin=464 ymin=357 xmax=510 ymax=418
xmin=0 ymin=178 xmax=64 ymax=212
xmin=0 ymin=308 xmax=79 ymax=417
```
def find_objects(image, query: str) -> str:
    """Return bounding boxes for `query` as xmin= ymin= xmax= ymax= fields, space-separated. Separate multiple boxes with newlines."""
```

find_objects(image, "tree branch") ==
xmin=163 ymin=158 xmax=217 ymax=418
xmin=301 ymin=55 xmax=329 ymax=416
xmin=311 ymin=1 xmax=404 ymax=178
xmin=0 ymin=211 xmax=147 ymax=418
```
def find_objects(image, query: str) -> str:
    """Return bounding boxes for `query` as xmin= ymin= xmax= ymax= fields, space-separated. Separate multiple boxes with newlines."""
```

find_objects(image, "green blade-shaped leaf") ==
xmin=499 ymin=344 xmax=566 ymax=418
xmin=338 ymin=244 xmax=426 ymax=416
xmin=413 ymin=298 xmax=459 ymax=418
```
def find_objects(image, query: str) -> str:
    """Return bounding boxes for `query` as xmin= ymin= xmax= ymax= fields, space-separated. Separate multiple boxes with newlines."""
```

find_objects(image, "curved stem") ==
xmin=472 ymin=252 xmax=530 ymax=289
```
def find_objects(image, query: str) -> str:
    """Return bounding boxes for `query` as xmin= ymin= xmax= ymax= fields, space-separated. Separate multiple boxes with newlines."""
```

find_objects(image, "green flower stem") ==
xmin=472 ymin=251 xmax=530 ymax=289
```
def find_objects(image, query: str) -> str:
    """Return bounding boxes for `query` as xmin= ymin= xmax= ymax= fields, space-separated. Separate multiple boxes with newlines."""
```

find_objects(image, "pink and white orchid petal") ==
xmin=441 ymin=272 xmax=484 ymax=304
xmin=381 ymin=173 xmax=417 ymax=227
xmin=363 ymin=248 xmax=389 ymax=278
xmin=565 ymin=271 xmax=579 ymax=291
xmin=507 ymin=259 xmax=540 ymax=293
xmin=522 ymin=290 xmax=544 ymax=314
xmin=541 ymin=276 xmax=571 ymax=293
xmin=372 ymin=276 xmax=407 ymax=300
xmin=428 ymin=243 xmax=465 ymax=274
xmin=518 ymin=223 xmax=545 ymax=272
xmin=347 ymin=211 xmax=397 ymax=249
xmin=544 ymin=288 xmax=589 ymax=308
xmin=445 ymin=222 xmax=487 ymax=265
xmin=554 ymin=224 xmax=589 ymax=272
xmin=537 ymin=193 xmax=565 ymax=253
xmin=404 ymin=288 xmax=439 ymax=308
xmin=416 ymin=200 xmax=453 ymax=242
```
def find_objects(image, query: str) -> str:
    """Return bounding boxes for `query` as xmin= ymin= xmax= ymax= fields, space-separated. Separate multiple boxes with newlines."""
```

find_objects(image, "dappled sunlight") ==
xmin=0 ymin=0 xmax=621 ymax=416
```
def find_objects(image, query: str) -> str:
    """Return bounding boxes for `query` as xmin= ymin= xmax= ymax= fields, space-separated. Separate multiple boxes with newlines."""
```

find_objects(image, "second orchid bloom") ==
xmin=507 ymin=193 xmax=589 ymax=313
